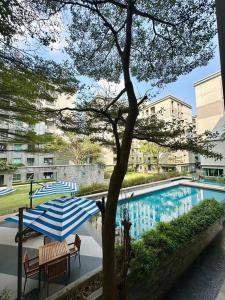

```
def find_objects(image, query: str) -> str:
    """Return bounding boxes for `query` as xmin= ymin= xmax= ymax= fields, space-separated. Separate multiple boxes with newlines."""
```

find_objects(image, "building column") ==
xmin=216 ymin=0 xmax=225 ymax=104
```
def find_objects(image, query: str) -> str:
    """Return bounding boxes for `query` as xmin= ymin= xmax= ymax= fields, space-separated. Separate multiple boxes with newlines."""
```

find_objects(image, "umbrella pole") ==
xmin=17 ymin=207 xmax=24 ymax=300
xmin=29 ymin=179 xmax=33 ymax=209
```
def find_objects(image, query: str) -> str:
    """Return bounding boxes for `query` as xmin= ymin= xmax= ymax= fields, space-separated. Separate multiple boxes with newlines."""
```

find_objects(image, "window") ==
xmin=43 ymin=172 xmax=54 ymax=179
xmin=27 ymin=144 xmax=35 ymax=152
xmin=14 ymin=144 xmax=22 ymax=151
xmin=181 ymin=166 xmax=189 ymax=172
xmin=27 ymin=158 xmax=35 ymax=166
xmin=13 ymin=174 xmax=21 ymax=181
xmin=26 ymin=173 xmax=34 ymax=180
xmin=44 ymin=157 xmax=54 ymax=165
xmin=12 ymin=158 xmax=22 ymax=165
xmin=204 ymin=168 xmax=224 ymax=177
xmin=0 ymin=143 xmax=7 ymax=152
xmin=1 ymin=129 xmax=8 ymax=137
xmin=151 ymin=107 xmax=155 ymax=114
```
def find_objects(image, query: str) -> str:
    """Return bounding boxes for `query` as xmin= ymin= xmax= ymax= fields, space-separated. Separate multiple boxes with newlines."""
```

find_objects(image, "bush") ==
xmin=129 ymin=200 xmax=225 ymax=279
xmin=0 ymin=289 xmax=11 ymax=300
xmin=77 ymin=183 xmax=108 ymax=196
xmin=122 ymin=171 xmax=181 ymax=188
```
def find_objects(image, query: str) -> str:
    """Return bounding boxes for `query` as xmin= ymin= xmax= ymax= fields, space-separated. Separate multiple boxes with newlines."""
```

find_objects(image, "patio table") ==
xmin=39 ymin=240 xmax=70 ymax=276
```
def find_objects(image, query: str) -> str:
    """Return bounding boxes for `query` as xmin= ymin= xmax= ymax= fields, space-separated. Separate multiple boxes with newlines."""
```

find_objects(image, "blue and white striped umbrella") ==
xmin=6 ymin=196 xmax=99 ymax=241
xmin=0 ymin=188 xmax=16 ymax=197
xmin=32 ymin=181 xmax=79 ymax=198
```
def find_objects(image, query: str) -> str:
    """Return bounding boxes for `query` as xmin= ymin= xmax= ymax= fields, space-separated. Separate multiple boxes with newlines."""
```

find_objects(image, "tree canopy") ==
xmin=0 ymin=1 xmax=221 ymax=299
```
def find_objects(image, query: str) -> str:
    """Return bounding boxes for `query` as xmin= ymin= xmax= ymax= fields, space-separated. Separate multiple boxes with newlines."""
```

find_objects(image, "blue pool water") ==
xmin=197 ymin=179 xmax=225 ymax=187
xmin=116 ymin=184 xmax=225 ymax=240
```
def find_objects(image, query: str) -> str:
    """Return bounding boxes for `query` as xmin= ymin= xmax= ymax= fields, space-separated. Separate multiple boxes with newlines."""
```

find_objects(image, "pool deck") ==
xmin=181 ymin=181 xmax=225 ymax=192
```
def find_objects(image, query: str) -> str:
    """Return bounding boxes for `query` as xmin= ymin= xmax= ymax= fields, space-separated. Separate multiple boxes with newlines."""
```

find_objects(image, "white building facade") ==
xmin=130 ymin=95 xmax=197 ymax=173
xmin=195 ymin=72 xmax=225 ymax=176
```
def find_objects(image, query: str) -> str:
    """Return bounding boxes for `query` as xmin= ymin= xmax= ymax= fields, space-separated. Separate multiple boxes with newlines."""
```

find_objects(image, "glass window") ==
xmin=151 ymin=107 xmax=155 ymax=114
xmin=14 ymin=144 xmax=22 ymax=151
xmin=0 ymin=143 xmax=7 ymax=151
xmin=44 ymin=157 xmax=54 ymax=165
xmin=204 ymin=168 xmax=224 ymax=177
xmin=26 ymin=173 xmax=34 ymax=180
xmin=27 ymin=158 xmax=35 ymax=166
xmin=27 ymin=144 xmax=35 ymax=152
xmin=12 ymin=158 xmax=22 ymax=165
xmin=13 ymin=174 xmax=21 ymax=181
xmin=43 ymin=172 xmax=54 ymax=179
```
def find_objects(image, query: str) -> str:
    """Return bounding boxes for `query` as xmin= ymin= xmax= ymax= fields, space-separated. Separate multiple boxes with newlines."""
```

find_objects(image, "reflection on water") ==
xmin=116 ymin=185 xmax=225 ymax=240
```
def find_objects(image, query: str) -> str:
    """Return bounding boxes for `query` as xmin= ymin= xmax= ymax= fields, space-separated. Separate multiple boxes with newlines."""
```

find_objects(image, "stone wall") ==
xmin=2 ymin=164 xmax=105 ymax=186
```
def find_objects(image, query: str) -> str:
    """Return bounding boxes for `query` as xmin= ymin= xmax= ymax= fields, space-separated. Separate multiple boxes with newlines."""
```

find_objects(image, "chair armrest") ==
xmin=29 ymin=256 xmax=39 ymax=262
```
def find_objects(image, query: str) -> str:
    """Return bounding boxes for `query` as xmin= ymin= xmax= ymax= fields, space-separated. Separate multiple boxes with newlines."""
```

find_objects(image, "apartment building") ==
xmin=129 ymin=95 xmax=197 ymax=173
xmin=195 ymin=72 xmax=225 ymax=176
xmin=0 ymin=94 xmax=75 ymax=186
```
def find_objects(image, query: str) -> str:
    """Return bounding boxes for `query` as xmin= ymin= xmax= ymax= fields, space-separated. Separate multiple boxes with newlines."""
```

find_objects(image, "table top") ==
xmin=39 ymin=240 xmax=69 ymax=266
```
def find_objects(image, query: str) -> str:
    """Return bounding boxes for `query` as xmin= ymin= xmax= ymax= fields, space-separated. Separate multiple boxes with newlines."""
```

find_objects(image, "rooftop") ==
xmin=143 ymin=95 xmax=192 ymax=109
xmin=194 ymin=71 xmax=221 ymax=87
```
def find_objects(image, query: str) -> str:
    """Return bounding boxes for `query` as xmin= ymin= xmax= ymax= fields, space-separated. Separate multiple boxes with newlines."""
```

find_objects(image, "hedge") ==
xmin=129 ymin=199 xmax=225 ymax=279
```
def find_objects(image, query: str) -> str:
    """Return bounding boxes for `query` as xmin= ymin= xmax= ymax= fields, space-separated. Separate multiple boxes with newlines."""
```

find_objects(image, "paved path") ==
xmin=165 ymin=224 xmax=225 ymax=300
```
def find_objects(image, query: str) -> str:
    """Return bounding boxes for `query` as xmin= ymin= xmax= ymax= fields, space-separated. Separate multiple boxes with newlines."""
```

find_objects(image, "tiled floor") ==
xmin=0 ymin=220 xmax=102 ymax=299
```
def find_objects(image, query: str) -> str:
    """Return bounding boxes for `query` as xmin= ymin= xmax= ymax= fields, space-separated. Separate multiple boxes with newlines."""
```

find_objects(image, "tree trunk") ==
xmin=102 ymin=166 xmax=126 ymax=300
xmin=102 ymin=95 xmax=138 ymax=300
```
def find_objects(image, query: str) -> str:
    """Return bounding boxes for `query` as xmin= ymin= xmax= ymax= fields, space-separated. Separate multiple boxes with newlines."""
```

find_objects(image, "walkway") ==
xmin=165 ymin=223 xmax=225 ymax=300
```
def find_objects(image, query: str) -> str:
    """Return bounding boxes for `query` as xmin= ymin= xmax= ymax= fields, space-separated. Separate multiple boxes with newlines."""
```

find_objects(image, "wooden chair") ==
xmin=45 ymin=258 xmax=68 ymax=296
xmin=23 ymin=252 xmax=40 ymax=295
xmin=68 ymin=234 xmax=81 ymax=266
xmin=44 ymin=236 xmax=52 ymax=245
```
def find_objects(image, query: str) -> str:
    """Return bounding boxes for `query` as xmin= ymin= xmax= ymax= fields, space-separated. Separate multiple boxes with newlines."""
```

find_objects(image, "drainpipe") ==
xmin=216 ymin=0 xmax=225 ymax=106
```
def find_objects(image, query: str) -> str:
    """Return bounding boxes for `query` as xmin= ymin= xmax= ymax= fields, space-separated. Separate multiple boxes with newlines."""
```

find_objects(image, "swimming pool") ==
xmin=197 ymin=179 xmax=225 ymax=187
xmin=116 ymin=184 xmax=225 ymax=240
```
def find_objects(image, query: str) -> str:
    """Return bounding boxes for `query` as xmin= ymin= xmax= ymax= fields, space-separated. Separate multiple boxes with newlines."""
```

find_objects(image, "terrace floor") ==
xmin=0 ymin=219 xmax=102 ymax=299
xmin=165 ymin=222 xmax=225 ymax=300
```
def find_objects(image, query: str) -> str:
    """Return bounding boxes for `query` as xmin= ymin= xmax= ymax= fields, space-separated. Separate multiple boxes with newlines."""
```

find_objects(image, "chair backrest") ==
xmin=46 ymin=258 xmax=67 ymax=281
xmin=75 ymin=234 xmax=81 ymax=251
xmin=44 ymin=236 xmax=52 ymax=245
xmin=23 ymin=252 xmax=30 ymax=274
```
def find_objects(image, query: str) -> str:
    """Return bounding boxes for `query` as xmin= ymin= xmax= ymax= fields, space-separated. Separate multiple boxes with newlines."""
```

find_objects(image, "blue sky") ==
xmin=43 ymin=37 xmax=221 ymax=115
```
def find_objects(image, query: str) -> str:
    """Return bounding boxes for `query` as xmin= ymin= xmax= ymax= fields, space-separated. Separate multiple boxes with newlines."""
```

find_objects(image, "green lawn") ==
xmin=0 ymin=171 xmax=183 ymax=216
xmin=0 ymin=184 xmax=68 ymax=216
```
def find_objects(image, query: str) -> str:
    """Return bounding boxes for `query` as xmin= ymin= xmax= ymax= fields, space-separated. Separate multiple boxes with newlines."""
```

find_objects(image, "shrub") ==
xmin=129 ymin=200 xmax=225 ymax=279
xmin=77 ymin=183 xmax=108 ymax=196
xmin=0 ymin=289 xmax=11 ymax=300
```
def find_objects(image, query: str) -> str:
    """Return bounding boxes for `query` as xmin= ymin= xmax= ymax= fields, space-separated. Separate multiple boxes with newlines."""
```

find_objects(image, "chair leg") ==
xmin=78 ymin=253 xmax=81 ymax=266
xmin=38 ymin=271 xmax=41 ymax=290
xmin=47 ymin=281 xmax=49 ymax=297
xmin=23 ymin=276 xmax=27 ymax=296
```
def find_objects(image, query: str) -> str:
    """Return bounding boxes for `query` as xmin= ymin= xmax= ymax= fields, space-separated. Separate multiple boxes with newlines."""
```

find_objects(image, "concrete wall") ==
xmin=195 ymin=72 xmax=225 ymax=172
xmin=0 ymin=164 xmax=105 ymax=186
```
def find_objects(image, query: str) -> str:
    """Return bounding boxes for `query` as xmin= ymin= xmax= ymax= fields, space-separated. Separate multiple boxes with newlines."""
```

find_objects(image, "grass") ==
xmin=0 ymin=171 xmax=185 ymax=216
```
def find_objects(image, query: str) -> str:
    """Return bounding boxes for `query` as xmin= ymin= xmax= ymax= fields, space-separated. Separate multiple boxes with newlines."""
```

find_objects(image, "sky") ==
xmin=39 ymin=35 xmax=221 ymax=115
